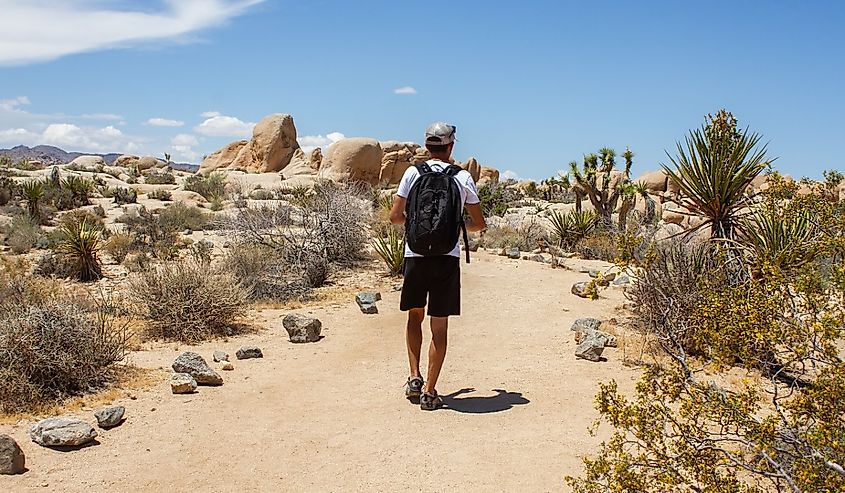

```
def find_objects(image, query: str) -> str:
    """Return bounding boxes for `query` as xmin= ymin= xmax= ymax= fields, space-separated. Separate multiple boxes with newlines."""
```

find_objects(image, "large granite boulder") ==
xmin=477 ymin=167 xmax=500 ymax=187
xmin=198 ymin=113 xmax=301 ymax=174
xmin=319 ymin=138 xmax=383 ymax=185
xmin=459 ymin=157 xmax=482 ymax=183
xmin=636 ymin=170 xmax=668 ymax=194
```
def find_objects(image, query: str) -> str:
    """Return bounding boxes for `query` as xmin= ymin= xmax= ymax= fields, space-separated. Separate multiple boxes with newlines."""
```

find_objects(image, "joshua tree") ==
xmin=663 ymin=110 xmax=771 ymax=239
xmin=617 ymin=181 xmax=652 ymax=230
xmin=164 ymin=152 xmax=172 ymax=164
xmin=569 ymin=147 xmax=634 ymax=226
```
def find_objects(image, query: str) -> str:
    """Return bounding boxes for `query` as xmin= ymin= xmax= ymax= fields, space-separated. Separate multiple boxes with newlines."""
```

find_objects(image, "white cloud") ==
xmin=0 ymin=96 xmax=30 ymax=111
xmin=0 ymin=122 xmax=140 ymax=154
xmin=146 ymin=117 xmax=185 ymax=127
xmin=200 ymin=111 xmax=221 ymax=118
xmin=0 ymin=0 xmax=266 ymax=66
xmin=172 ymin=134 xmax=199 ymax=147
xmin=298 ymin=132 xmax=346 ymax=153
xmin=169 ymin=134 xmax=201 ymax=162
xmin=80 ymin=113 xmax=123 ymax=121
xmin=501 ymin=170 xmax=520 ymax=181
xmin=195 ymin=114 xmax=254 ymax=137
xmin=393 ymin=86 xmax=418 ymax=95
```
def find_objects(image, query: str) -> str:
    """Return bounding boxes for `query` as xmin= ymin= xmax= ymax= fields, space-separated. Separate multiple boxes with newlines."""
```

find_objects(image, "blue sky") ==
xmin=1 ymin=0 xmax=843 ymax=180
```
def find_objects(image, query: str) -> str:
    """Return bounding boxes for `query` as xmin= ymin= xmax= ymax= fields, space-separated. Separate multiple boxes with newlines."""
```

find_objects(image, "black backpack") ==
xmin=405 ymin=163 xmax=471 ymax=263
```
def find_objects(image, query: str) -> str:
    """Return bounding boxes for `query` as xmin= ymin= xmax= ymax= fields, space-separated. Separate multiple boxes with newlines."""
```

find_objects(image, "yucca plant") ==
xmin=372 ymin=227 xmax=405 ymax=276
xmin=60 ymin=218 xmax=103 ymax=282
xmin=663 ymin=110 xmax=772 ymax=239
xmin=21 ymin=179 xmax=44 ymax=219
xmin=548 ymin=210 xmax=598 ymax=248
xmin=738 ymin=206 xmax=819 ymax=274
xmin=63 ymin=175 xmax=94 ymax=205
xmin=617 ymin=181 xmax=653 ymax=230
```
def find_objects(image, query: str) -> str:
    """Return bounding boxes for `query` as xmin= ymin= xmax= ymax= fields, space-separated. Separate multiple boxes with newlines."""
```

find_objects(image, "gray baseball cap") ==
xmin=424 ymin=122 xmax=457 ymax=145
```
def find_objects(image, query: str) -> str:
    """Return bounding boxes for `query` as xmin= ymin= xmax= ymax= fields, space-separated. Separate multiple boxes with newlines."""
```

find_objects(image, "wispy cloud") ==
xmin=0 ymin=0 xmax=266 ymax=66
xmin=0 ymin=122 xmax=141 ymax=154
xmin=146 ymin=118 xmax=185 ymax=127
xmin=0 ymin=96 xmax=30 ymax=111
xmin=170 ymin=133 xmax=201 ymax=161
xmin=194 ymin=114 xmax=254 ymax=137
xmin=394 ymin=86 xmax=418 ymax=95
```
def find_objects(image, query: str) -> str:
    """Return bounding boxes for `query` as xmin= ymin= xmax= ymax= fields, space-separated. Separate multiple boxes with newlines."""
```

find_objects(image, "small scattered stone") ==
xmin=222 ymin=362 xmax=234 ymax=371
xmin=171 ymin=373 xmax=198 ymax=394
xmin=575 ymin=336 xmax=606 ymax=362
xmin=392 ymin=283 xmax=403 ymax=292
xmin=94 ymin=406 xmax=125 ymax=429
xmin=0 ymin=434 xmax=25 ymax=475
xmin=236 ymin=346 xmax=263 ymax=359
xmin=283 ymin=313 xmax=322 ymax=343
xmin=356 ymin=292 xmax=381 ymax=314
xmin=212 ymin=350 xmax=229 ymax=363
xmin=530 ymin=254 xmax=546 ymax=263
xmin=613 ymin=274 xmax=631 ymax=286
xmin=575 ymin=329 xmax=617 ymax=348
xmin=30 ymin=418 xmax=97 ymax=448
xmin=571 ymin=318 xmax=602 ymax=332
xmin=506 ymin=247 xmax=520 ymax=259
xmin=571 ymin=282 xmax=592 ymax=298
xmin=182 ymin=229 xmax=192 ymax=236
xmin=172 ymin=352 xmax=223 ymax=386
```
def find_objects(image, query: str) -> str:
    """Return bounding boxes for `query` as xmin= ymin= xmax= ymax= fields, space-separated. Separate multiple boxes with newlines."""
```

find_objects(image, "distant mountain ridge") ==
xmin=0 ymin=145 xmax=199 ymax=172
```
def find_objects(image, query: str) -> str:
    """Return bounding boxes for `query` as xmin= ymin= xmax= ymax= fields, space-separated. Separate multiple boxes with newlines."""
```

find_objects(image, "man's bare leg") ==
xmin=406 ymin=308 xmax=425 ymax=378
xmin=424 ymin=316 xmax=449 ymax=393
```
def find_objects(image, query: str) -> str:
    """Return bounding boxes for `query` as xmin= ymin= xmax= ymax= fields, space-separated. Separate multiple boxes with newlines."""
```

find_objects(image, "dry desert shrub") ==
xmin=128 ymin=260 xmax=250 ymax=343
xmin=0 ymin=272 xmax=131 ymax=413
xmin=3 ymin=213 xmax=42 ymax=254
xmin=221 ymin=181 xmax=370 ymax=297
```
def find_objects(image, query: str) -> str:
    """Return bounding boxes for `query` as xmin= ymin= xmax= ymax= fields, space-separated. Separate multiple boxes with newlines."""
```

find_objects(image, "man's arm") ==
xmin=389 ymin=196 xmax=407 ymax=225
xmin=465 ymin=202 xmax=486 ymax=232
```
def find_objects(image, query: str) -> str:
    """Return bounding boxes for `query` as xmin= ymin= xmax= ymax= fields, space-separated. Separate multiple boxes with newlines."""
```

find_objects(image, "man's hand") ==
xmin=389 ymin=196 xmax=406 ymax=225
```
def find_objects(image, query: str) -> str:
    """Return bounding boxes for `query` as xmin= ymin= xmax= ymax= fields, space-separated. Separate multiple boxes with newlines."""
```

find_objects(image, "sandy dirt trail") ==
xmin=2 ymin=252 xmax=639 ymax=492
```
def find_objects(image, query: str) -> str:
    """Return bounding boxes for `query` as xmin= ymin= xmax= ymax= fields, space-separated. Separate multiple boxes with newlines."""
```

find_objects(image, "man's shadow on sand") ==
xmin=441 ymin=388 xmax=529 ymax=414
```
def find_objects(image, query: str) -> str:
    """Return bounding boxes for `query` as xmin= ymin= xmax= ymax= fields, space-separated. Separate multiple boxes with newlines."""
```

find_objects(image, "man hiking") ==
xmin=389 ymin=122 xmax=487 ymax=410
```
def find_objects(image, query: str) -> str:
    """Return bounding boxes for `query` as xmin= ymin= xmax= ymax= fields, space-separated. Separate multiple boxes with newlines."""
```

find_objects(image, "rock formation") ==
xmin=318 ymin=138 xmax=383 ymax=185
xmin=199 ymin=113 xmax=300 ymax=174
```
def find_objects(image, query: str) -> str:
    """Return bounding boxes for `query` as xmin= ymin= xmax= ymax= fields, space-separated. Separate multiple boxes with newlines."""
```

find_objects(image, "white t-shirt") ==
xmin=396 ymin=159 xmax=481 ymax=258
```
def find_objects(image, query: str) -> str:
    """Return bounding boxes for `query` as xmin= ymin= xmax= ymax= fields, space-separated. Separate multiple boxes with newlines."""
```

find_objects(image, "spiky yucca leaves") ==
xmin=372 ymin=227 xmax=405 ymax=276
xmin=663 ymin=110 xmax=771 ymax=239
xmin=739 ymin=206 xmax=819 ymax=275
xmin=60 ymin=219 xmax=103 ymax=282
xmin=548 ymin=210 xmax=598 ymax=248
xmin=62 ymin=175 xmax=94 ymax=205
xmin=569 ymin=148 xmax=635 ymax=225
xmin=21 ymin=179 xmax=44 ymax=219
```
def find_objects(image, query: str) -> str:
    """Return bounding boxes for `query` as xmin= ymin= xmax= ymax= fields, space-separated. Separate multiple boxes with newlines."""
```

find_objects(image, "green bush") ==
xmin=184 ymin=172 xmax=226 ymax=201
xmin=477 ymin=183 xmax=509 ymax=217
xmin=148 ymin=189 xmax=172 ymax=201
xmin=144 ymin=171 xmax=176 ymax=185
xmin=112 ymin=187 xmax=137 ymax=205
xmin=158 ymin=202 xmax=208 ymax=232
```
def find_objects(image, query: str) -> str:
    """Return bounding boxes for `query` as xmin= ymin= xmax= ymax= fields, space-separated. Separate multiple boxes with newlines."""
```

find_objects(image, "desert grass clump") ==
xmin=129 ymin=261 xmax=249 ymax=343
xmin=3 ymin=213 xmax=42 ymax=254
xmin=59 ymin=218 xmax=103 ymax=282
xmin=103 ymin=233 xmax=134 ymax=263
xmin=222 ymin=243 xmax=304 ymax=301
xmin=0 ymin=272 xmax=131 ymax=413
xmin=372 ymin=227 xmax=405 ymax=276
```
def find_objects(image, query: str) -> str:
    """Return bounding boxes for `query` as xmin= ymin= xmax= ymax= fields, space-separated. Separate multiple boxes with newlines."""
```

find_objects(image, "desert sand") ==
xmin=1 ymin=252 xmax=637 ymax=492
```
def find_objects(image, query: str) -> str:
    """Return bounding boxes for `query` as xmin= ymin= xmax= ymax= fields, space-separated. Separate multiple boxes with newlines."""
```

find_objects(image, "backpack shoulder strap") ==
xmin=444 ymin=164 xmax=463 ymax=177
xmin=415 ymin=162 xmax=433 ymax=174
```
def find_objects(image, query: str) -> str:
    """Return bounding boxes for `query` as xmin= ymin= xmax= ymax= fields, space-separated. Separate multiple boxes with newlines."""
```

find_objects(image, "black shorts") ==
xmin=400 ymin=256 xmax=461 ymax=317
